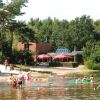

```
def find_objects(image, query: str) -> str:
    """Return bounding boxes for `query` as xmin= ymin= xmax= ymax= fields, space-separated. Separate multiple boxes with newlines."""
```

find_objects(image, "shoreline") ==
xmin=0 ymin=64 xmax=99 ymax=78
xmin=0 ymin=64 xmax=99 ymax=83
xmin=30 ymin=65 xmax=100 ymax=75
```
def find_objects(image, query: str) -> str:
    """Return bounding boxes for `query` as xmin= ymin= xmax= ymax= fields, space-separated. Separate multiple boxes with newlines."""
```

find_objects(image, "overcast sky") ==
xmin=15 ymin=0 xmax=100 ymax=22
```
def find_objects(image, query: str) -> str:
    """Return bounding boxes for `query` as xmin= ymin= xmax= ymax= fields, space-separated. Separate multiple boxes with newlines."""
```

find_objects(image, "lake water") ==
xmin=0 ymin=71 xmax=100 ymax=100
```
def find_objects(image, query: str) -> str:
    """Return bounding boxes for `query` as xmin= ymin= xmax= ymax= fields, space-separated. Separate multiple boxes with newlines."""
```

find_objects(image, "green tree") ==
xmin=83 ymin=41 xmax=100 ymax=70
xmin=50 ymin=18 xmax=69 ymax=50
xmin=28 ymin=15 xmax=99 ymax=52
xmin=93 ymin=20 xmax=100 ymax=41
xmin=0 ymin=0 xmax=28 ymax=57
xmin=16 ymin=21 xmax=34 ymax=43
xmin=5 ymin=21 xmax=34 ymax=59
xmin=68 ymin=15 xmax=95 ymax=50
xmin=40 ymin=17 xmax=53 ymax=42
xmin=28 ymin=18 xmax=42 ymax=42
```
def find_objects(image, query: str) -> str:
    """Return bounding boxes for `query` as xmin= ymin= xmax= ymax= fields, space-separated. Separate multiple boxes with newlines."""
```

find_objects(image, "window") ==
xmin=24 ymin=43 xmax=29 ymax=50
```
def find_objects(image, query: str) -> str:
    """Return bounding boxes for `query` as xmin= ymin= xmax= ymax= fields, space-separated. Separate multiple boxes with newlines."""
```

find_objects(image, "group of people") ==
xmin=9 ymin=72 xmax=32 ymax=88
xmin=76 ymin=75 xmax=94 ymax=84
xmin=9 ymin=73 xmax=24 ymax=88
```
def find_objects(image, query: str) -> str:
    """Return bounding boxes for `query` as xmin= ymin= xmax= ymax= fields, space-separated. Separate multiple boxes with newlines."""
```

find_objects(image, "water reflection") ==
xmin=0 ymin=72 xmax=100 ymax=100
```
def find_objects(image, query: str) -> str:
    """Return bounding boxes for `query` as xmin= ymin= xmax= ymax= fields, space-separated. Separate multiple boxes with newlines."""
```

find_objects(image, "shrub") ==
xmin=83 ymin=41 xmax=100 ymax=70
xmin=84 ymin=59 xmax=93 ymax=69
xmin=49 ymin=62 xmax=79 ymax=67
xmin=49 ymin=62 xmax=61 ymax=67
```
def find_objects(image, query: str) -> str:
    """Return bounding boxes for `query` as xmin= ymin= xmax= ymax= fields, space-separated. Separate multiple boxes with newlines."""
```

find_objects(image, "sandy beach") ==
xmin=0 ymin=64 xmax=98 ymax=78
xmin=30 ymin=64 xmax=97 ymax=75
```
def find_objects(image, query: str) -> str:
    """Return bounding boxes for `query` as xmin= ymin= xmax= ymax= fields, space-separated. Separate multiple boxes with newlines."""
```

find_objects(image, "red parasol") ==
xmin=37 ymin=54 xmax=51 ymax=59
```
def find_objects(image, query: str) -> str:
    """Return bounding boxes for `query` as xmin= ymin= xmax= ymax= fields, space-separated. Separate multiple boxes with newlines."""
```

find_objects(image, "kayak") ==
xmin=69 ymin=79 xmax=91 ymax=84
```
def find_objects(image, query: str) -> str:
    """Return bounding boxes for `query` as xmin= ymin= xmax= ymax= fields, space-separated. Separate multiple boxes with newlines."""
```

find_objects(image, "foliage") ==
xmin=28 ymin=15 xmax=96 ymax=51
xmin=83 ymin=41 xmax=100 ymax=70
xmin=49 ymin=62 xmax=78 ymax=67
xmin=4 ymin=0 xmax=28 ymax=19
xmin=0 ymin=0 xmax=28 ymax=49
xmin=16 ymin=21 xmax=35 ymax=42
xmin=68 ymin=15 xmax=95 ymax=50
xmin=12 ymin=48 xmax=33 ymax=65
xmin=20 ymin=49 xmax=33 ymax=65
xmin=12 ymin=48 xmax=22 ymax=63
xmin=0 ymin=52 xmax=5 ymax=63
xmin=2 ymin=40 xmax=11 ymax=57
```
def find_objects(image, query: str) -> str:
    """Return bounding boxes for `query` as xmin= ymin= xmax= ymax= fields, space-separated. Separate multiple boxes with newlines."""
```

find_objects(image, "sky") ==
xmin=12 ymin=0 xmax=100 ymax=22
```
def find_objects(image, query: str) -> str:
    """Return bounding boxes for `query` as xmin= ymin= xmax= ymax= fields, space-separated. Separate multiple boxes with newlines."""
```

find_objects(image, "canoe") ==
xmin=69 ymin=79 xmax=91 ymax=84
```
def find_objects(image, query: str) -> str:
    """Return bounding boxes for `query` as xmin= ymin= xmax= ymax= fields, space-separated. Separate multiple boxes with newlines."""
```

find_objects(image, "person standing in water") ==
xmin=17 ymin=73 xmax=25 ymax=88
xmin=9 ymin=74 xmax=17 ymax=88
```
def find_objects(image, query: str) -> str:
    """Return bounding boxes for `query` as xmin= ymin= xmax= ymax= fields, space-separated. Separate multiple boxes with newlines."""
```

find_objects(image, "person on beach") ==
xmin=9 ymin=64 xmax=14 ymax=71
xmin=9 ymin=74 xmax=14 ymax=80
xmin=4 ymin=59 xmax=9 ymax=70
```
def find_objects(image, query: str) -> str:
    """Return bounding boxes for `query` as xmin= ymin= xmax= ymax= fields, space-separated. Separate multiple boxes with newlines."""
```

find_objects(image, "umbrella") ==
xmin=53 ymin=55 xmax=74 ymax=62
xmin=37 ymin=54 xmax=51 ymax=59
xmin=53 ymin=55 xmax=68 ymax=59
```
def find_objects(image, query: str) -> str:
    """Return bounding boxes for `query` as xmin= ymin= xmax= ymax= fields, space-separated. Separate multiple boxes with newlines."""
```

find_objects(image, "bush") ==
xmin=92 ymin=63 xmax=100 ymax=70
xmin=84 ymin=60 xmax=93 ymax=69
xmin=83 ymin=41 xmax=100 ymax=70
xmin=49 ymin=62 xmax=79 ymax=67
xmin=49 ymin=62 xmax=61 ymax=67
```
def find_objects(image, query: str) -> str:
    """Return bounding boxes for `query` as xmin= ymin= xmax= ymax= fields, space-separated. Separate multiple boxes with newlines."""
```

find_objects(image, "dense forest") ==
xmin=0 ymin=0 xmax=100 ymax=69
xmin=28 ymin=16 xmax=100 ymax=51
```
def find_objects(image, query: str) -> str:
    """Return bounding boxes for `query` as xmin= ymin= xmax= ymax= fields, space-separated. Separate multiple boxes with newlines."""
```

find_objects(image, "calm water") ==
xmin=0 ymin=71 xmax=100 ymax=100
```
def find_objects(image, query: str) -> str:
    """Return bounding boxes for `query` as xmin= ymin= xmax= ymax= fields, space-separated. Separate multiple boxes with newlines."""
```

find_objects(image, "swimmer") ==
xmin=17 ymin=73 xmax=24 ymax=88
xmin=12 ymin=77 xmax=17 ymax=88
xmin=9 ymin=74 xmax=17 ymax=88
xmin=90 ymin=75 xmax=94 ymax=80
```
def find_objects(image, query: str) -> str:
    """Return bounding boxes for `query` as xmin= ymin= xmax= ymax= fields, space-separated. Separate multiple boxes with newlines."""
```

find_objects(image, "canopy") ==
xmin=37 ymin=54 xmax=51 ymax=59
